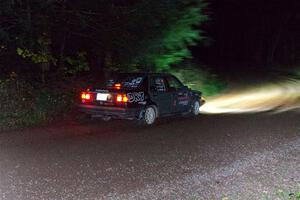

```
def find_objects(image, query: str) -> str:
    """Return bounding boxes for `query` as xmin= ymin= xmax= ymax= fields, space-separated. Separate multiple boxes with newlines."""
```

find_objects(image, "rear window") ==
xmin=106 ymin=74 xmax=145 ymax=89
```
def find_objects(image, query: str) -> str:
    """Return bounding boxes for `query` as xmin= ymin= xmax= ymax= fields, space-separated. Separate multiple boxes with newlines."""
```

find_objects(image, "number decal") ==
xmin=127 ymin=92 xmax=145 ymax=103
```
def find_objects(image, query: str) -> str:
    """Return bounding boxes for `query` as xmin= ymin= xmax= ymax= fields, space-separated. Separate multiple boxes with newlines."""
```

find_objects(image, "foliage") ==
xmin=170 ymin=63 xmax=226 ymax=96
xmin=294 ymin=67 xmax=300 ymax=79
xmin=124 ymin=0 xmax=208 ymax=71
xmin=150 ymin=4 xmax=208 ymax=71
xmin=221 ymin=183 xmax=300 ymax=200
xmin=16 ymin=48 xmax=57 ymax=65
xmin=16 ymin=34 xmax=56 ymax=64
xmin=0 ymin=73 xmax=72 ymax=131
xmin=63 ymin=52 xmax=90 ymax=76
xmin=264 ymin=184 xmax=300 ymax=200
xmin=0 ymin=0 xmax=208 ymax=77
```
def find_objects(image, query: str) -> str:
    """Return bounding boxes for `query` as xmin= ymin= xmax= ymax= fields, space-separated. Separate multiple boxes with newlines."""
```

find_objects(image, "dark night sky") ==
xmin=193 ymin=0 xmax=300 ymax=74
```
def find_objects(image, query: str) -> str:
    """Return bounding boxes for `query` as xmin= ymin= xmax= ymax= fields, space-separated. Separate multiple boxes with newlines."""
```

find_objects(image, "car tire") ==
xmin=138 ymin=106 xmax=157 ymax=125
xmin=191 ymin=100 xmax=200 ymax=116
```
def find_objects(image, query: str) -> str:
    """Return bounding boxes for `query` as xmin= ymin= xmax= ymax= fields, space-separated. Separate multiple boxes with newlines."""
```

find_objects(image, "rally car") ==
xmin=79 ymin=73 xmax=205 ymax=125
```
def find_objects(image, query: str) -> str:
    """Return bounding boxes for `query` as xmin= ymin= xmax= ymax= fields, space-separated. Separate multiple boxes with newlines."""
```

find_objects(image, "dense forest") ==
xmin=0 ymin=0 xmax=208 ymax=81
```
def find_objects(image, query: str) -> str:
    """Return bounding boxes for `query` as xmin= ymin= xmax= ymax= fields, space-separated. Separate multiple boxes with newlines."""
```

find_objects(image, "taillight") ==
xmin=116 ymin=94 xmax=128 ymax=103
xmin=116 ymin=94 xmax=123 ymax=102
xmin=123 ymin=96 xmax=128 ymax=103
xmin=81 ymin=92 xmax=93 ymax=102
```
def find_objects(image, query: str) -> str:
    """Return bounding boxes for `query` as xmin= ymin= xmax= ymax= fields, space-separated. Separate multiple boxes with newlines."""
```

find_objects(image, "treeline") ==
xmin=0 ymin=0 xmax=208 ymax=82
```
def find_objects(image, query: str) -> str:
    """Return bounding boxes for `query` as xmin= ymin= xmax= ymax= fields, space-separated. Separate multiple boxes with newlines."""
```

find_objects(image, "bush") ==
xmin=293 ymin=67 xmax=300 ymax=79
xmin=0 ymin=75 xmax=73 ymax=131
xmin=169 ymin=64 xmax=226 ymax=97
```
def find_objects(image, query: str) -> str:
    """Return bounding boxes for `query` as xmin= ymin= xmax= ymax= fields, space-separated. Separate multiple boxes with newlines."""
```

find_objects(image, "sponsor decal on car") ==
xmin=95 ymin=89 xmax=109 ymax=93
xmin=178 ymin=95 xmax=189 ymax=106
xmin=127 ymin=92 xmax=145 ymax=103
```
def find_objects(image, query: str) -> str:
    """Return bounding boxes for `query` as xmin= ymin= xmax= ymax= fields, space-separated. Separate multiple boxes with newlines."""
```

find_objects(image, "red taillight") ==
xmin=81 ymin=92 xmax=92 ymax=102
xmin=123 ymin=96 xmax=128 ymax=103
xmin=116 ymin=94 xmax=122 ymax=102
xmin=116 ymin=94 xmax=128 ymax=103
xmin=85 ymin=93 xmax=91 ymax=100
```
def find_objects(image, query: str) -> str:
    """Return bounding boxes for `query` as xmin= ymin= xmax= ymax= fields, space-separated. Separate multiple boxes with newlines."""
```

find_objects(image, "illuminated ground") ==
xmin=201 ymin=77 xmax=300 ymax=114
xmin=0 ymin=112 xmax=299 ymax=199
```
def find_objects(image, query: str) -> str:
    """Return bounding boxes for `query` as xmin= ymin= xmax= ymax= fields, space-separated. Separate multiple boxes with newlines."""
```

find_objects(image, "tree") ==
xmin=0 ymin=0 xmax=209 ymax=79
xmin=113 ymin=0 xmax=209 ymax=72
xmin=0 ymin=0 xmax=56 ymax=81
xmin=53 ymin=0 xmax=208 ymax=73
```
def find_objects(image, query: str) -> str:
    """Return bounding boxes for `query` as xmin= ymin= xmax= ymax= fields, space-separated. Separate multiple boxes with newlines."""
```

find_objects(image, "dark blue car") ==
xmin=79 ymin=73 xmax=205 ymax=125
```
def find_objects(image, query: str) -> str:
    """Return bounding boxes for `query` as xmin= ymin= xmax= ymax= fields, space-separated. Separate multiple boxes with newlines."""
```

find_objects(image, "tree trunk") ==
xmin=58 ymin=30 xmax=67 ymax=72
xmin=25 ymin=1 xmax=32 ymax=43
xmin=89 ymin=48 xmax=106 ymax=81
xmin=57 ymin=1 xmax=67 ymax=72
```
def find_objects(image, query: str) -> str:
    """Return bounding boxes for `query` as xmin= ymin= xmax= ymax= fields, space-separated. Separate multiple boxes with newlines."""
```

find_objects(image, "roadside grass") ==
xmin=0 ymin=76 xmax=80 ymax=131
xmin=274 ymin=189 xmax=300 ymax=200
xmin=170 ymin=64 xmax=226 ymax=97
xmin=221 ymin=183 xmax=300 ymax=200
xmin=294 ymin=67 xmax=300 ymax=80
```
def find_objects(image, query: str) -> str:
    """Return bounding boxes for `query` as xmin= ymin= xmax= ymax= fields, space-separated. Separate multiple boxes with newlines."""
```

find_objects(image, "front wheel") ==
xmin=191 ymin=100 xmax=200 ymax=116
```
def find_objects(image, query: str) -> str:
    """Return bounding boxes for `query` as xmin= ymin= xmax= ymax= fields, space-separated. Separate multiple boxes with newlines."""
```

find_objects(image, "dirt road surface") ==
xmin=0 ymin=112 xmax=300 ymax=199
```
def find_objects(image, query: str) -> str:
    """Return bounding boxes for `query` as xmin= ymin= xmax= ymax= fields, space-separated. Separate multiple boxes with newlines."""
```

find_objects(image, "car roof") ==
xmin=116 ymin=72 xmax=172 ymax=77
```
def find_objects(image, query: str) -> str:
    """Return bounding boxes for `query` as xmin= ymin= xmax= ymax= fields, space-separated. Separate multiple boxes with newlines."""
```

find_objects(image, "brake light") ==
xmin=116 ymin=94 xmax=128 ymax=103
xmin=81 ymin=92 xmax=92 ymax=102
xmin=116 ymin=95 xmax=123 ymax=102
xmin=123 ymin=96 xmax=128 ymax=103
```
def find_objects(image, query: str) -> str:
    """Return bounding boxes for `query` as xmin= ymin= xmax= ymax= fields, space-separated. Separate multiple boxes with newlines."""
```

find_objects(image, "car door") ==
xmin=166 ymin=75 xmax=191 ymax=113
xmin=149 ymin=76 xmax=173 ymax=115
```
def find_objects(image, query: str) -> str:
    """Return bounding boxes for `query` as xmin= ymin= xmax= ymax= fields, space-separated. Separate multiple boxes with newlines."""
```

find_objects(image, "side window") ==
xmin=139 ymin=76 xmax=148 ymax=90
xmin=150 ymin=77 xmax=167 ymax=92
xmin=166 ymin=76 xmax=184 ymax=90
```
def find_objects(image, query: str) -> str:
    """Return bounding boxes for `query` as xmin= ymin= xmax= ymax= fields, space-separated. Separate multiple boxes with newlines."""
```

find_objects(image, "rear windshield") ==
xmin=106 ymin=74 xmax=145 ymax=89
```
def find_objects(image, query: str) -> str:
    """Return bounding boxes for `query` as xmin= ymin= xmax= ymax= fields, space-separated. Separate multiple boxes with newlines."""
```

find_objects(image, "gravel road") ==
xmin=0 ymin=112 xmax=299 ymax=200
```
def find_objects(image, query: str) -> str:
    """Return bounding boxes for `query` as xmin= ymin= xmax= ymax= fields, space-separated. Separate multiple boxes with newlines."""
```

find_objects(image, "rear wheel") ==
xmin=138 ymin=106 xmax=157 ymax=125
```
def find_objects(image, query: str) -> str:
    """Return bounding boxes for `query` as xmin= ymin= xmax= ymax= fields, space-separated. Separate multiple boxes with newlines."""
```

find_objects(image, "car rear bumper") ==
xmin=79 ymin=104 xmax=140 ymax=120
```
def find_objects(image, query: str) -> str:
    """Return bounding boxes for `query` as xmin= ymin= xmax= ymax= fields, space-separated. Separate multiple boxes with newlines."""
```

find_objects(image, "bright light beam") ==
xmin=200 ymin=77 xmax=300 ymax=114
